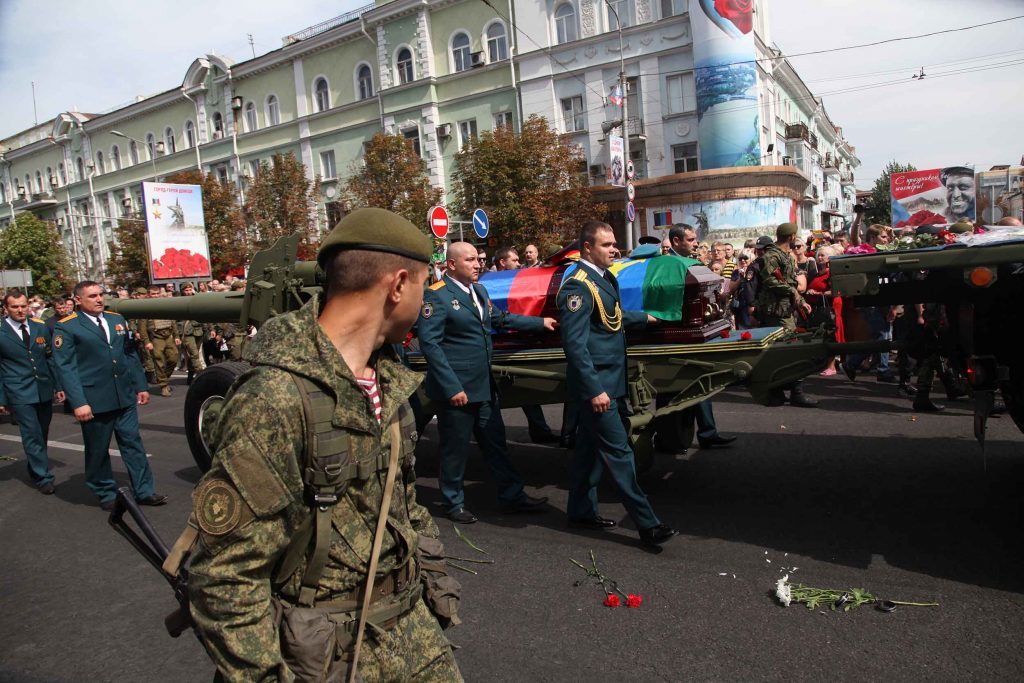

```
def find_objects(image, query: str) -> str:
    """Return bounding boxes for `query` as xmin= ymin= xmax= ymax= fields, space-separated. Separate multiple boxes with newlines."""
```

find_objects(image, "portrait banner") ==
xmin=890 ymin=166 xmax=976 ymax=228
xmin=608 ymin=135 xmax=625 ymax=187
xmin=141 ymin=182 xmax=212 ymax=281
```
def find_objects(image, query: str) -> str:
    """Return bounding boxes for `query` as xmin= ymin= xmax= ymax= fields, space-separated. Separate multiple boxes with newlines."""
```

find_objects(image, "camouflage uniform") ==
xmin=755 ymin=243 xmax=804 ymax=332
xmin=139 ymin=319 xmax=179 ymax=391
xmin=222 ymin=323 xmax=245 ymax=361
xmin=188 ymin=295 xmax=461 ymax=682
xmin=181 ymin=319 xmax=207 ymax=377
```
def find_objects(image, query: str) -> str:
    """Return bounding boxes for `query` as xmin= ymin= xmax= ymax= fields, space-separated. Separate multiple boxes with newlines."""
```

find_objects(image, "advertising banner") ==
xmin=141 ymin=182 xmax=212 ymax=281
xmin=890 ymin=166 xmax=976 ymax=228
xmin=691 ymin=0 xmax=760 ymax=169
xmin=975 ymin=168 xmax=1023 ymax=223
xmin=608 ymin=134 xmax=625 ymax=187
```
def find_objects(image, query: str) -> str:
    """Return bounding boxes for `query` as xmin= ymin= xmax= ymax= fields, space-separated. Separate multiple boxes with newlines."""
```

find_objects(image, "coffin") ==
xmin=478 ymin=253 xmax=732 ymax=349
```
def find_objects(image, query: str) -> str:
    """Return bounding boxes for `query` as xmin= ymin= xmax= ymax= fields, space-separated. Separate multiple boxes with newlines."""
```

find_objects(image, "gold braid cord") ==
xmin=578 ymin=273 xmax=623 ymax=332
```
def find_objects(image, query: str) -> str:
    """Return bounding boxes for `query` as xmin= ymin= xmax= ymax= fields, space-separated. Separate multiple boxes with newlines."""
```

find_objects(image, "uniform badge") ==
xmin=567 ymin=294 xmax=583 ymax=312
xmin=451 ymin=299 xmax=461 ymax=311
xmin=195 ymin=478 xmax=243 ymax=536
xmin=115 ymin=324 xmax=124 ymax=334
xmin=35 ymin=336 xmax=45 ymax=345
xmin=53 ymin=335 xmax=63 ymax=348
xmin=421 ymin=302 xmax=433 ymax=319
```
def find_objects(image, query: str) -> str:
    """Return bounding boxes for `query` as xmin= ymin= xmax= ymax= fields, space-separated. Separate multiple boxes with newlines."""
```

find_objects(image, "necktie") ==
xmin=604 ymin=271 xmax=620 ymax=294
xmin=96 ymin=316 xmax=108 ymax=344
xmin=20 ymin=323 xmax=29 ymax=349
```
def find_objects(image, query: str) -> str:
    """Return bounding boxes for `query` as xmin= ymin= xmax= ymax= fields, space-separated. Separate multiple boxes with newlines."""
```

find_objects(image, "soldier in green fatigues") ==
xmin=756 ymin=222 xmax=818 ymax=407
xmin=129 ymin=287 xmax=155 ymax=381
xmin=188 ymin=209 xmax=462 ymax=681
xmin=178 ymin=283 xmax=206 ymax=383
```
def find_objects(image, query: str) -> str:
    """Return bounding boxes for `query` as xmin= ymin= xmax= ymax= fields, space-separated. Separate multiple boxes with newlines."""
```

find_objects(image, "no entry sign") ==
xmin=429 ymin=205 xmax=449 ymax=238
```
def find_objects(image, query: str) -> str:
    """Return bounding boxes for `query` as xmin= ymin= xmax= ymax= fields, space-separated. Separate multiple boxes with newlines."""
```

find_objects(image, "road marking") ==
xmin=0 ymin=433 xmax=152 ymax=458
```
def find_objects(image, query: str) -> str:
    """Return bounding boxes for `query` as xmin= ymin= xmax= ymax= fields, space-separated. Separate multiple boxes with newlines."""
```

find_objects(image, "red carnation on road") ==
xmin=626 ymin=594 xmax=643 ymax=609
xmin=603 ymin=594 xmax=620 ymax=608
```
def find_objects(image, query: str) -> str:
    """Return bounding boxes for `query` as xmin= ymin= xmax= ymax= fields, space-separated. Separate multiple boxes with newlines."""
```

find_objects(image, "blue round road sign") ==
xmin=472 ymin=208 xmax=489 ymax=239
xmin=626 ymin=201 xmax=636 ymax=222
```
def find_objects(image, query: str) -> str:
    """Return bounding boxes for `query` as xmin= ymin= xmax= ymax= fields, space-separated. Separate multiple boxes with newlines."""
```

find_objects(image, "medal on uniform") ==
xmin=53 ymin=335 xmax=63 ymax=348
xmin=451 ymin=299 xmax=461 ymax=311
xmin=567 ymin=294 xmax=583 ymax=312
xmin=421 ymin=302 xmax=433 ymax=319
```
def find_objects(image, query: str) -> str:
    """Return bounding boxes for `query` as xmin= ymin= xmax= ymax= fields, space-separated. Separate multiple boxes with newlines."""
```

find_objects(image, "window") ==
xmin=357 ymin=65 xmax=374 ymax=100
xmin=46 ymin=167 xmax=54 ymax=189
xmin=266 ymin=95 xmax=280 ymax=126
xmin=59 ymin=163 xmax=67 ymax=185
xmin=35 ymin=171 xmax=43 ymax=192
xmin=212 ymin=113 xmax=224 ymax=139
xmin=216 ymin=166 xmax=229 ymax=184
xmin=110 ymin=146 xmax=121 ymax=171
xmin=554 ymin=3 xmax=578 ymax=44
xmin=313 ymin=77 xmax=330 ymax=112
xmin=451 ymin=32 xmax=472 ymax=73
xmin=403 ymin=127 xmax=421 ymax=157
xmin=320 ymin=150 xmax=337 ymax=179
xmin=561 ymin=96 xmax=585 ymax=132
xmin=76 ymin=157 xmax=84 ymax=180
xmin=248 ymin=159 xmax=261 ymax=179
xmin=129 ymin=141 xmax=139 ymax=165
xmin=0 ymin=183 xmax=5 ymax=202
xmin=607 ymin=0 xmax=630 ymax=30
xmin=95 ymin=152 xmax=105 ymax=174
xmin=145 ymin=133 xmax=156 ymax=159
xmin=665 ymin=73 xmax=695 ymax=115
xmin=397 ymin=48 xmax=414 ymax=85
xmin=164 ymin=127 xmax=176 ymax=154
xmin=185 ymin=120 xmax=196 ymax=147
xmin=493 ymin=111 xmax=514 ymax=129
xmin=457 ymin=119 xmax=478 ymax=147
xmin=244 ymin=102 xmax=257 ymax=132
xmin=660 ymin=0 xmax=684 ymax=18
xmin=672 ymin=143 xmax=698 ymax=173
xmin=486 ymin=22 xmax=508 ymax=62
xmin=99 ymin=194 xmax=110 ymax=218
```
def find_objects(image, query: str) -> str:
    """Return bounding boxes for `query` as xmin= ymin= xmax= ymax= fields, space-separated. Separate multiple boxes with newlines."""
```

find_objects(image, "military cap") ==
xmin=134 ymin=286 xmax=149 ymax=295
xmin=637 ymin=235 xmax=662 ymax=245
xmin=948 ymin=220 xmax=974 ymax=234
xmin=776 ymin=222 xmax=799 ymax=238
xmin=317 ymin=207 xmax=432 ymax=267
xmin=755 ymin=236 xmax=773 ymax=249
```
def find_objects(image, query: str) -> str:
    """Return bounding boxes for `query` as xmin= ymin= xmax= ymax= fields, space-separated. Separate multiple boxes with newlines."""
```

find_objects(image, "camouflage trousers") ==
xmin=150 ymin=335 xmax=179 ymax=388
xmin=183 ymin=335 xmax=206 ymax=374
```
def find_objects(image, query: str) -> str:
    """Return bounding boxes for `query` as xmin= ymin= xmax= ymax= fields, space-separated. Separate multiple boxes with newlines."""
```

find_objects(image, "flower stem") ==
xmin=445 ymin=555 xmax=495 ymax=565
xmin=447 ymin=561 xmax=478 ymax=575
xmin=453 ymin=526 xmax=489 ymax=555
xmin=887 ymin=600 xmax=940 ymax=607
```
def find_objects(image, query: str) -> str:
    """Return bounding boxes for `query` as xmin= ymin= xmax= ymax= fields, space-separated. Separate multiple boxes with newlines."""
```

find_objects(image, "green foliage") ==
xmin=243 ymin=152 xmax=322 ymax=260
xmin=344 ymin=133 xmax=443 ymax=228
xmin=450 ymin=115 xmax=602 ymax=250
xmin=867 ymin=160 xmax=917 ymax=226
xmin=106 ymin=211 xmax=150 ymax=286
xmin=0 ymin=213 xmax=74 ymax=296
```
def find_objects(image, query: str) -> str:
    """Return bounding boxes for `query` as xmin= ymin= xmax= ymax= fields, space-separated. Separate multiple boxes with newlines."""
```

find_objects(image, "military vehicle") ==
xmin=831 ymin=229 xmax=1024 ymax=444
xmin=105 ymin=234 xmax=878 ymax=473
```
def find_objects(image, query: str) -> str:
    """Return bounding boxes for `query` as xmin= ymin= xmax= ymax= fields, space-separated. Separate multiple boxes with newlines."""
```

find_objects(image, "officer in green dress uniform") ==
xmin=53 ymin=281 xmax=167 ymax=511
xmin=417 ymin=241 xmax=554 ymax=523
xmin=0 ymin=290 xmax=63 ymax=493
xmin=556 ymin=221 xmax=677 ymax=548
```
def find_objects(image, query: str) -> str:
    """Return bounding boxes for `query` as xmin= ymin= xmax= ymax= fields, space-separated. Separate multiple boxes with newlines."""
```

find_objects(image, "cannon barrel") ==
xmin=104 ymin=291 xmax=246 ymax=323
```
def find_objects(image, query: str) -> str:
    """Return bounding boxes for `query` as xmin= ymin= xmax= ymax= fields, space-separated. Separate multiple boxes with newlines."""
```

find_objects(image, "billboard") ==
xmin=976 ymin=168 xmax=1024 ymax=223
xmin=608 ymin=134 xmax=624 ymax=187
xmin=890 ymin=166 xmax=976 ymax=228
xmin=692 ymin=0 xmax=760 ymax=169
xmin=141 ymin=182 xmax=212 ymax=281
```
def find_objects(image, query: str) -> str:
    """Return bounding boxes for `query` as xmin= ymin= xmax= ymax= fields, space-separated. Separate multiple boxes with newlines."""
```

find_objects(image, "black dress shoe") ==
xmin=530 ymin=431 xmax=560 ymax=444
xmin=698 ymin=434 xmax=737 ymax=449
xmin=39 ymin=482 xmax=56 ymax=495
xmin=501 ymin=494 xmax=548 ymax=513
xmin=137 ymin=494 xmax=168 ymax=506
xmin=639 ymin=524 xmax=678 ymax=547
xmin=559 ymin=434 xmax=576 ymax=449
xmin=448 ymin=507 xmax=478 ymax=524
xmin=765 ymin=389 xmax=786 ymax=407
xmin=788 ymin=391 xmax=819 ymax=408
xmin=100 ymin=499 xmax=116 ymax=512
xmin=569 ymin=516 xmax=617 ymax=529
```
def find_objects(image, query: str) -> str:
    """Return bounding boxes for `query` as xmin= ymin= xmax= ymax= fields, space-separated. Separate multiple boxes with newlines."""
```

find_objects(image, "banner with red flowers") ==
xmin=890 ymin=167 xmax=976 ymax=228
xmin=142 ymin=182 xmax=212 ymax=281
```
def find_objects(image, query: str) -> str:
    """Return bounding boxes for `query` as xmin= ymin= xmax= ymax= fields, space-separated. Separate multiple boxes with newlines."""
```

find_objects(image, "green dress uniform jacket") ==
xmin=53 ymin=311 xmax=147 ymax=412
xmin=417 ymin=274 xmax=545 ymax=403
xmin=0 ymin=318 xmax=61 ymax=405
xmin=188 ymin=295 xmax=460 ymax=682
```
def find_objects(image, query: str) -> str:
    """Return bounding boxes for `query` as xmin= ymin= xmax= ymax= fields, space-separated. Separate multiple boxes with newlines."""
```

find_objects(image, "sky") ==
xmin=1 ymin=0 xmax=1022 ymax=190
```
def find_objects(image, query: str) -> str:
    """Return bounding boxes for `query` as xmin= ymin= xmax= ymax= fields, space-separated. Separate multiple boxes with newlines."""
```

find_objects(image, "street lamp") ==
xmin=111 ymin=130 xmax=162 ymax=182
xmin=603 ymin=0 xmax=633 ymax=251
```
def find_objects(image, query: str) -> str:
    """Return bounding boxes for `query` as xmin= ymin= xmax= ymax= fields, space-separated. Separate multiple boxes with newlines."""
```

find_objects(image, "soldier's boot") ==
xmin=940 ymin=370 xmax=968 ymax=401
xmin=160 ymin=385 xmax=173 ymax=397
xmin=788 ymin=382 xmax=819 ymax=408
xmin=912 ymin=382 xmax=944 ymax=412
xmin=765 ymin=388 xmax=786 ymax=407
xmin=186 ymin=368 xmax=194 ymax=386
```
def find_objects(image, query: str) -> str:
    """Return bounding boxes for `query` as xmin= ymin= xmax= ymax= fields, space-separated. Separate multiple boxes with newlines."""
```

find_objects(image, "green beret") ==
xmin=134 ymin=286 xmax=149 ymax=295
xmin=317 ymin=208 xmax=432 ymax=267
xmin=776 ymin=222 xmax=799 ymax=238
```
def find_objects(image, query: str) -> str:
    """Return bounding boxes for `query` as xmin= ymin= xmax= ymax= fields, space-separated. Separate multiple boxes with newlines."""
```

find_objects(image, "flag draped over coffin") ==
xmin=479 ymin=252 xmax=701 ymax=322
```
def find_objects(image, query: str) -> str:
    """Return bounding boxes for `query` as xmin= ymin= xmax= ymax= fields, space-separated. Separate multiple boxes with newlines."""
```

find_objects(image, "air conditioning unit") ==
xmin=782 ymin=156 xmax=792 ymax=166
xmin=436 ymin=123 xmax=452 ymax=139
xmin=589 ymin=164 xmax=605 ymax=176
xmin=470 ymin=51 xmax=485 ymax=68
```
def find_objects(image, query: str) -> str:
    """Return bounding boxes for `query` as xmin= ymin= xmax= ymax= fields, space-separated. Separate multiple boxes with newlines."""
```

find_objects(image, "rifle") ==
xmin=107 ymin=487 xmax=195 ymax=639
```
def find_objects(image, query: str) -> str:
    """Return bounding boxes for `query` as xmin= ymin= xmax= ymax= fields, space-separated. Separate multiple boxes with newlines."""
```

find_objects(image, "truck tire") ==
xmin=1002 ymin=364 xmax=1024 ymax=435
xmin=654 ymin=407 xmax=696 ymax=454
xmin=184 ymin=361 xmax=250 ymax=472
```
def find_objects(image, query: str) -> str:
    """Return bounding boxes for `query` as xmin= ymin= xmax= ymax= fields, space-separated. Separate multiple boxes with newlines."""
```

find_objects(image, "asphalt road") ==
xmin=2 ymin=373 xmax=1024 ymax=682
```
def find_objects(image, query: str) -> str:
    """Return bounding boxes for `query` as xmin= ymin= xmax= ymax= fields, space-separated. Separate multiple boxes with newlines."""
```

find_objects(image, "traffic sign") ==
xmin=626 ymin=201 xmax=635 ymax=222
xmin=626 ymin=182 xmax=636 ymax=201
xmin=429 ymin=205 xmax=449 ymax=238
xmin=472 ymin=208 xmax=489 ymax=239
xmin=626 ymin=159 xmax=635 ymax=180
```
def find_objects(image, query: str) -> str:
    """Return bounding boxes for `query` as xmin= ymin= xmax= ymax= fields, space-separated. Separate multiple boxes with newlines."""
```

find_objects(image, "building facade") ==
xmin=0 ymin=0 xmax=859 ymax=282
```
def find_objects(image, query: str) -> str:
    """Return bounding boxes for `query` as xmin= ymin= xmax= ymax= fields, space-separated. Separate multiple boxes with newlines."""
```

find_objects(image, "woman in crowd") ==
xmin=793 ymin=236 xmax=818 ymax=280
xmin=807 ymin=245 xmax=841 ymax=375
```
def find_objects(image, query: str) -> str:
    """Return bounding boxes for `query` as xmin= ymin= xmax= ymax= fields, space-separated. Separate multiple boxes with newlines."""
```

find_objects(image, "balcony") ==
xmin=784 ymin=123 xmax=809 ymax=141
xmin=600 ymin=116 xmax=645 ymax=140
xmin=13 ymin=191 xmax=59 ymax=212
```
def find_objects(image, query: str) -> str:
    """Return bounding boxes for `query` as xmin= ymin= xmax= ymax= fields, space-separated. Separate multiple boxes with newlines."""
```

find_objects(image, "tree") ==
xmin=164 ymin=170 xmax=248 ymax=278
xmin=450 ymin=115 xmax=601 ymax=248
xmin=243 ymin=152 xmax=322 ymax=260
xmin=0 ymin=213 xmax=74 ymax=296
xmin=344 ymin=132 xmax=443 ymax=226
xmin=866 ymin=160 xmax=917 ymax=227
xmin=106 ymin=211 xmax=150 ymax=286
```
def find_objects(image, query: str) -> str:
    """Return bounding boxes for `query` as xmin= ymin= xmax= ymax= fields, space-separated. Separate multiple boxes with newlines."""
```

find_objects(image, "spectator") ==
xmin=712 ymin=242 xmax=736 ymax=278
xmin=522 ymin=244 xmax=541 ymax=268
xmin=793 ymin=236 xmax=818 ymax=279
xmin=197 ymin=281 xmax=209 ymax=293
xmin=807 ymin=245 xmax=840 ymax=375
xmin=495 ymin=247 xmax=521 ymax=271
xmin=660 ymin=238 xmax=672 ymax=255
xmin=696 ymin=242 xmax=711 ymax=265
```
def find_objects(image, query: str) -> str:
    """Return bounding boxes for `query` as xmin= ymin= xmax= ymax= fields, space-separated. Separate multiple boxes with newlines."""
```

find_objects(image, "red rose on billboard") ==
xmin=893 ymin=209 xmax=945 ymax=229
xmin=152 ymin=247 xmax=211 ymax=279
xmin=714 ymin=0 xmax=753 ymax=34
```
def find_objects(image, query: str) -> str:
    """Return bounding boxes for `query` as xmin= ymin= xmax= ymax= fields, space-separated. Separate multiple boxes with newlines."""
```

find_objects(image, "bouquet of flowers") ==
xmin=774 ymin=574 xmax=938 ymax=612
xmin=572 ymin=551 xmax=643 ymax=608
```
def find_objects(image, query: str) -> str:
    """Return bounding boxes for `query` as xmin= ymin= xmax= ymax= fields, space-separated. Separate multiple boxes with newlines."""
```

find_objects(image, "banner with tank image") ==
xmin=692 ymin=0 xmax=760 ymax=169
xmin=890 ymin=166 xmax=976 ymax=228
xmin=141 ymin=182 xmax=212 ymax=281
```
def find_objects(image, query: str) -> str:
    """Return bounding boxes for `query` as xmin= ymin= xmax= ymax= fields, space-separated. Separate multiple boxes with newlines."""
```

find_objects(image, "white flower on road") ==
xmin=775 ymin=575 xmax=792 ymax=607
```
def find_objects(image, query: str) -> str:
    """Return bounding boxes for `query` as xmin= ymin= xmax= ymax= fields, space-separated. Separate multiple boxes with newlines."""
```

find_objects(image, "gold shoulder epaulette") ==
xmin=30 ymin=318 xmax=44 ymax=324
xmin=59 ymin=313 xmax=78 ymax=323
xmin=571 ymin=268 xmax=588 ymax=281
xmin=429 ymin=281 xmax=446 ymax=291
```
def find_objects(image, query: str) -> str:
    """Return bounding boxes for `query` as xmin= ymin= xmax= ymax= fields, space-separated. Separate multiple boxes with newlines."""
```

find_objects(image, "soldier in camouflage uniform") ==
xmin=178 ymin=283 xmax=206 ymax=384
xmin=756 ymin=222 xmax=818 ymax=407
xmin=138 ymin=287 xmax=181 ymax=398
xmin=188 ymin=208 xmax=462 ymax=682
xmin=129 ymin=287 xmax=155 ymax=381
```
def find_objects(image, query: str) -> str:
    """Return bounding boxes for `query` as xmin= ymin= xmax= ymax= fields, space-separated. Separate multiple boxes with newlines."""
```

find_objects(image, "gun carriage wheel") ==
xmin=184 ymin=361 xmax=250 ymax=472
